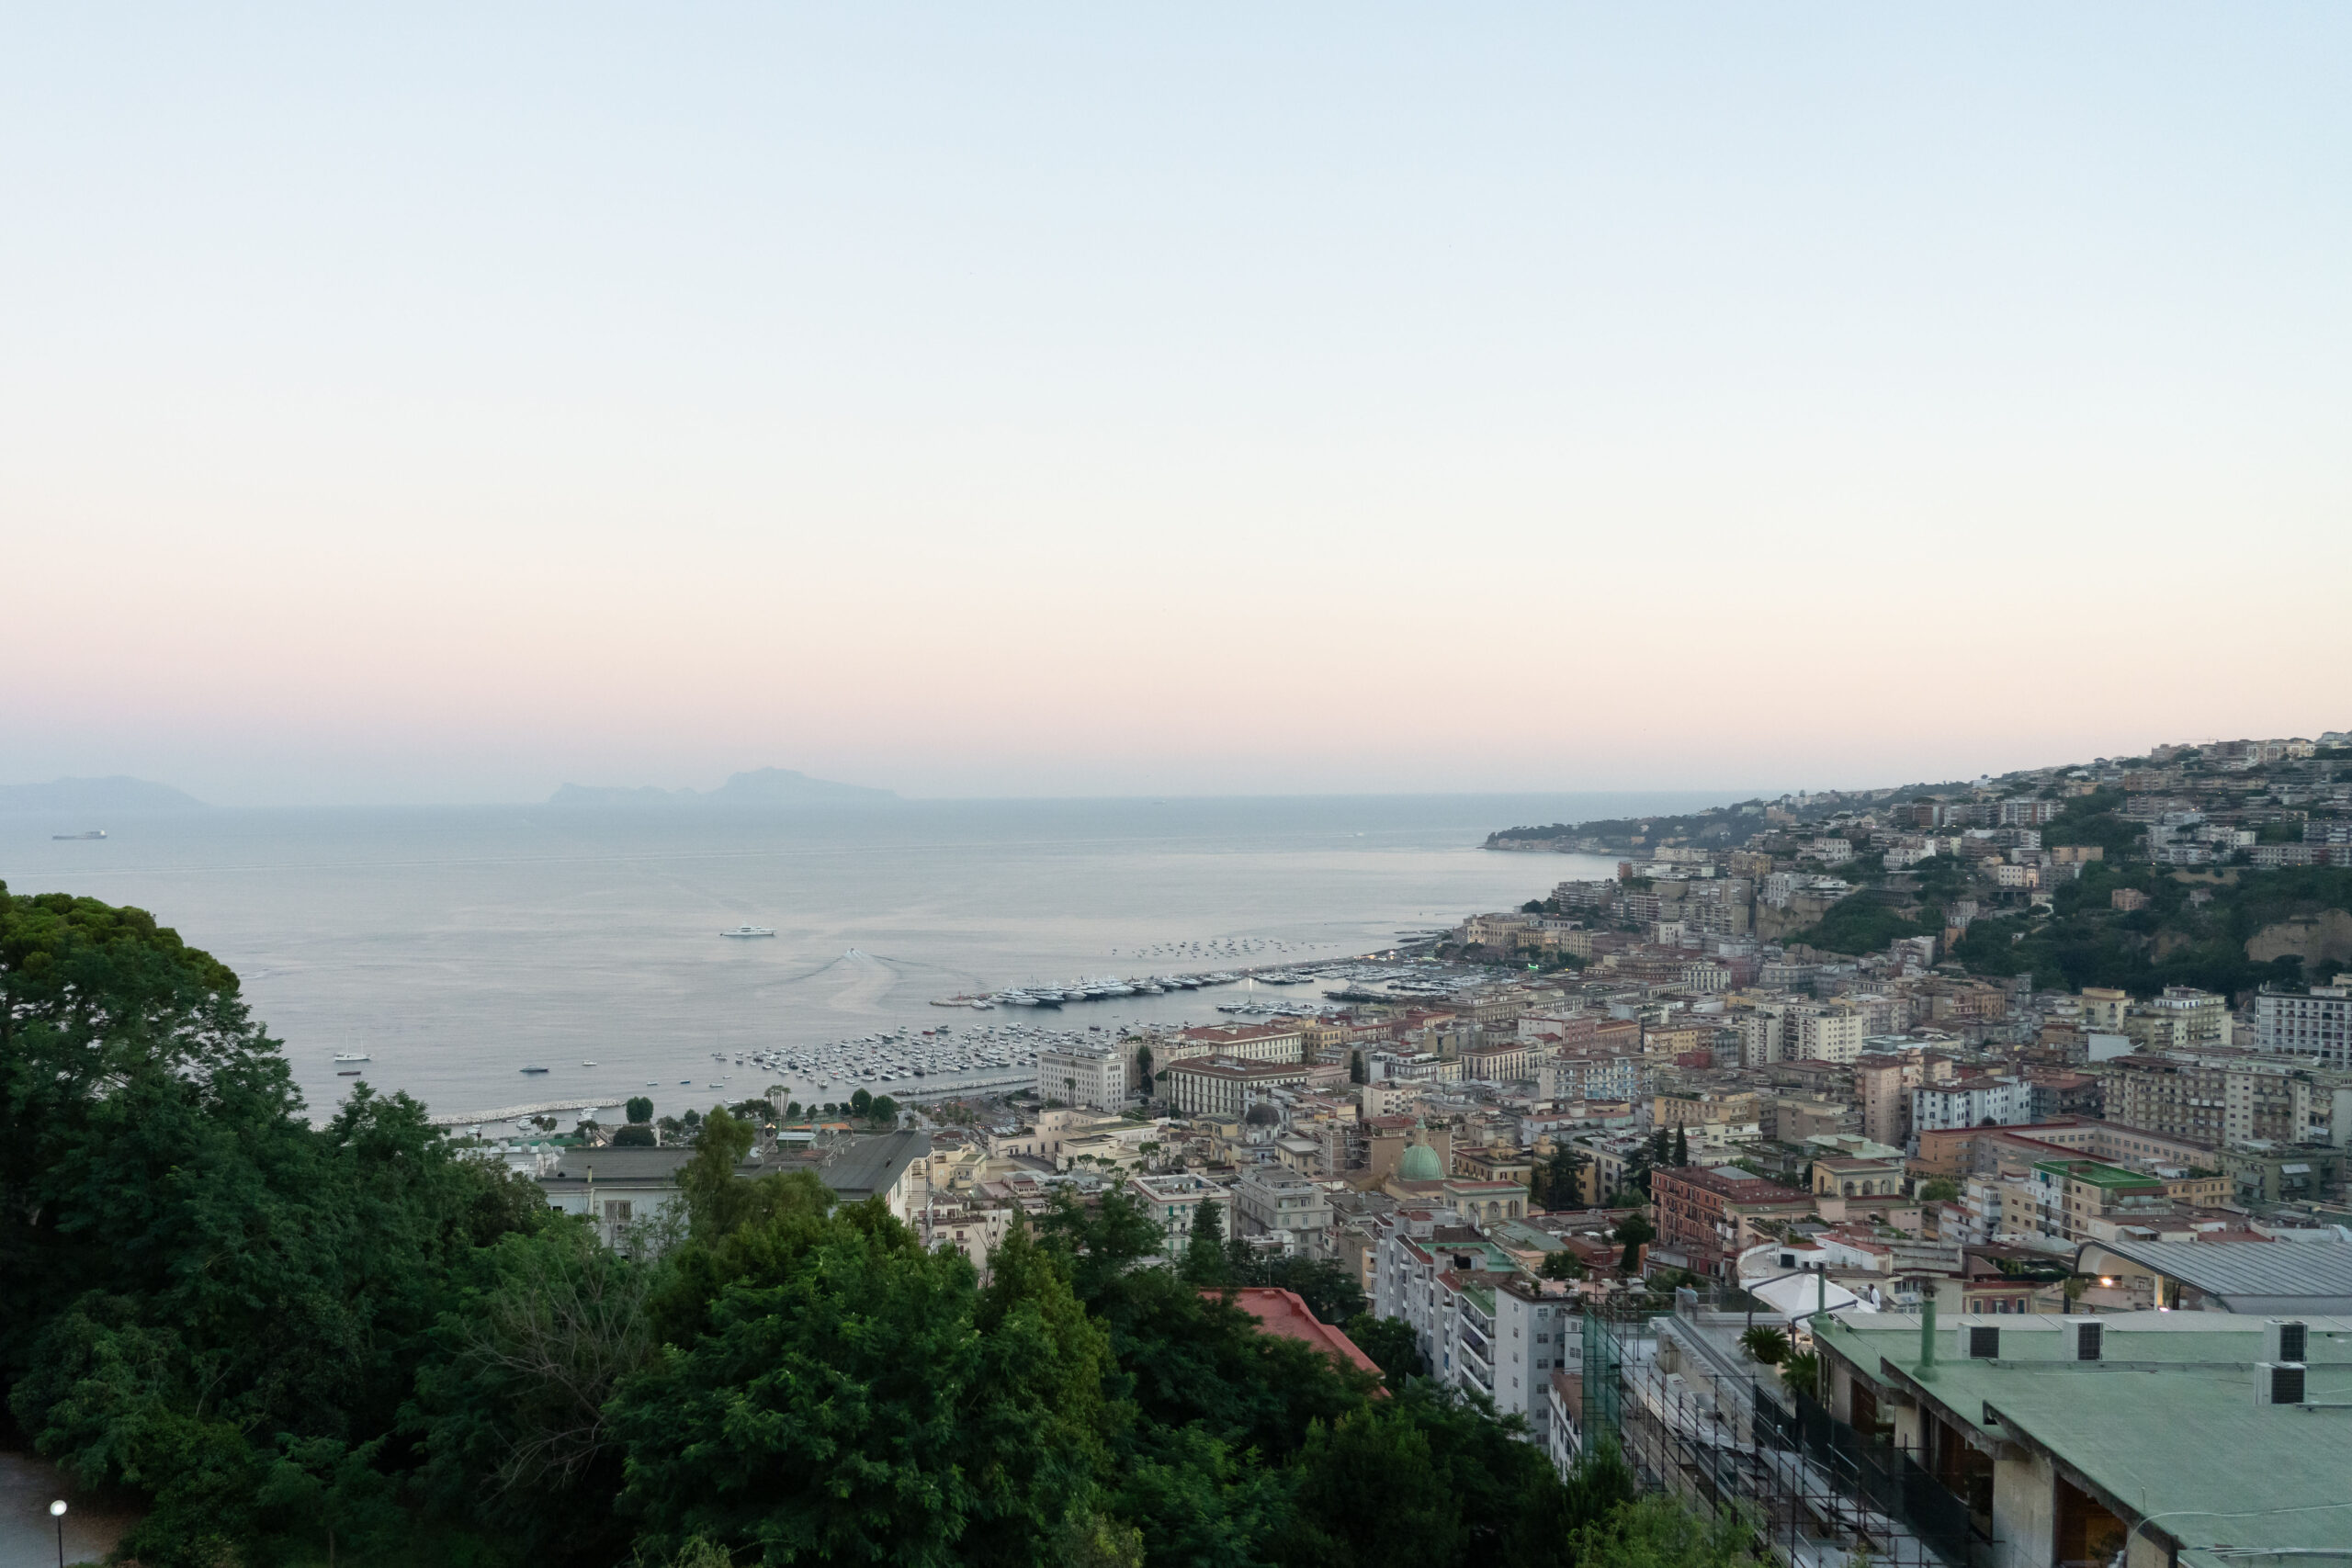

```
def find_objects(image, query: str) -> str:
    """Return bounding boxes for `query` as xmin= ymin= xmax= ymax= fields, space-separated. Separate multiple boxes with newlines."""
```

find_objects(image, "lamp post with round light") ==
xmin=50 ymin=1499 xmax=68 ymax=1568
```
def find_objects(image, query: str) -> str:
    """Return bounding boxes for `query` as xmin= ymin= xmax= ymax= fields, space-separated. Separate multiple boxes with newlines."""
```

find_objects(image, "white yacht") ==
xmin=333 ymin=1051 xmax=371 ymax=1065
xmin=722 ymin=925 xmax=777 ymax=939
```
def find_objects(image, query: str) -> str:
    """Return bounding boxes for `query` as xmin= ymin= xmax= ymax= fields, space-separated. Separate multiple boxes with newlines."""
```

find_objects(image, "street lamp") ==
xmin=50 ymin=1499 xmax=67 ymax=1568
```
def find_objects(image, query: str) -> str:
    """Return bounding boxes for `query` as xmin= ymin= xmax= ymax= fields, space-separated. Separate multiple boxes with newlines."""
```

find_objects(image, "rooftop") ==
xmin=1215 ymin=1288 xmax=1383 ymax=1382
xmin=1821 ymin=1313 xmax=2352 ymax=1566
xmin=2077 ymin=1236 xmax=2352 ymax=1313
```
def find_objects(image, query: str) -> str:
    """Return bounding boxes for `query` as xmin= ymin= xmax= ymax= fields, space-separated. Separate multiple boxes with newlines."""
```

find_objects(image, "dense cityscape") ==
xmin=9 ymin=0 xmax=2346 ymax=1561
xmin=686 ymin=731 xmax=2351 ymax=1567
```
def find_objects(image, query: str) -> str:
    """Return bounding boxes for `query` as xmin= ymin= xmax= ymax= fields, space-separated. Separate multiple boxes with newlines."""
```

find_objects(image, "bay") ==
xmin=2 ymin=792 xmax=1722 ymax=1123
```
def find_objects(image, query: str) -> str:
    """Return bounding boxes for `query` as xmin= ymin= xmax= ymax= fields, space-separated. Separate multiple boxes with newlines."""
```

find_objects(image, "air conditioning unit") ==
xmin=2254 ymin=1361 xmax=2307 ymax=1407
xmin=1961 ymin=1324 xmax=2000 ymax=1359
xmin=2265 ymin=1319 xmax=2309 ymax=1364
xmin=2062 ymin=1316 xmax=2102 ymax=1362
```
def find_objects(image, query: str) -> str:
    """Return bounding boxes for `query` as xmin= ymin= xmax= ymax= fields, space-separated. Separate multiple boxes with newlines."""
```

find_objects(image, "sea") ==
xmin=2 ymin=793 xmax=1724 ymax=1128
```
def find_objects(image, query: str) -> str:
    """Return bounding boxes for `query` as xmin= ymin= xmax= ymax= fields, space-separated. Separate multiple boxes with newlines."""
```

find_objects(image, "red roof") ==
xmin=1214 ymin=1288 xmax=1385 ymax=1382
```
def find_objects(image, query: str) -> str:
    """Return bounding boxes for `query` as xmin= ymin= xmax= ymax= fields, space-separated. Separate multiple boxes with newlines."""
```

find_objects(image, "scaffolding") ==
xmin=1579 ymin=1292 xmax=1994 ymax=1568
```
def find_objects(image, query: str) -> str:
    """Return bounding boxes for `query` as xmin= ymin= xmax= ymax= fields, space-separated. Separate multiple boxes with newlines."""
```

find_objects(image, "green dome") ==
xmin=1398 ymin=1143 xmax=1444 ymax=1181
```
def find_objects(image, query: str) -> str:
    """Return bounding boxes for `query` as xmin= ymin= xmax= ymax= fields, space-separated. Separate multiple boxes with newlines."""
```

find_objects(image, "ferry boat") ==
xmin=721 ymin=925 xmax=777 ymax=939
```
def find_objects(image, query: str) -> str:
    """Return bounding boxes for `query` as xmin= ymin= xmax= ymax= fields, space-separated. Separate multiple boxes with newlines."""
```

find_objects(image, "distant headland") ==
xmin=546 ymin=766 xmax=898 ymax=807
xmin=0 ymin=775 xmax=207 ymax=812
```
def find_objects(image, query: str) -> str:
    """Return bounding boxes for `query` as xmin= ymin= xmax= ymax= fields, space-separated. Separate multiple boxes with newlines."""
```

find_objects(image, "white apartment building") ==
xmin=1490 ymin=1277 xmax=1581 ymax=1442
xmin=1537 ymin=1053 xmax=1645 ymax=1103
xmin=1035 ymin=1037 xmax=1130 ymax=1112
xmin=2256 ymin=982 xmax=2352 ymax=1066
xmin=1912 ymin=1075 xmax=2032 ymax=1134
xmin=1126 ymin=1172 xmax=1232 ymax=1252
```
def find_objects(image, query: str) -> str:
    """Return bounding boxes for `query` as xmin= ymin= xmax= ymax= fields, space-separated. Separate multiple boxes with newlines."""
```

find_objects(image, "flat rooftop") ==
xmin=1822 ymin=1312 xmax=2352 ymax=1565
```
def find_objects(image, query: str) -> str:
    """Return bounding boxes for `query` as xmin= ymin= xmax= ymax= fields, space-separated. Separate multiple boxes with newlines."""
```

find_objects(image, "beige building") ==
xmin=1792 ymin=1004 xmax=1867 ymax=1065
xmin=1162 ymin=1056 xmax=1312 ymax=1119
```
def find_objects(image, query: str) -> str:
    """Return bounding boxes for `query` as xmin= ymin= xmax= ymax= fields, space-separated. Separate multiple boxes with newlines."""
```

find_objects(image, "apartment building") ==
xmin=2030 ymin=1158 xmax=2170 ymax=1241
xmin=1162 ymin=1056 xmax=1312 ymax=1118
xmin=2101 ymin=1053 xmax=2300 ymax=1146
xmin=1158 ymin=1022 xmax=1306 ymax=1070
xmin=2255 ymin=980 xmax=2352 ymax=1065
xmin=1489 ymin=1276 xmax=1581 ymax=1443
xmin=1035 ymin=1036 xmax=1131 ymax=1111
xmin=1791 ymin=1004 xmax=1867 ymax=1065
xmin=1536 ymin=1051 xmax=1645 ymax=1103
xmin=2125 ymin=986 xmax=2232 ymax=1051
xmin=1126 ymin=1172 xmax=1231 ymax=1251
xmin=1230 ymin=1167 xmax=1333 ymax=1256
xmin=1647 ymin=1166 xmax=1815 ymax=1280
xmin=1912 ymin=1074 xmax=2031 ymax=1135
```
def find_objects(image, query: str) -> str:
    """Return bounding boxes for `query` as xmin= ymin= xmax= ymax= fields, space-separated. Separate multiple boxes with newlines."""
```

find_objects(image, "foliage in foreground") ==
xmin=2 ymin=880 xmax=1761 ymax=1568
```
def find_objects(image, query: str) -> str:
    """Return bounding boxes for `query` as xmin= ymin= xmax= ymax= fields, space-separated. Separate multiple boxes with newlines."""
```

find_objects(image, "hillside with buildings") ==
xmin=862 ymin=728 xmax=2352 ymax=1564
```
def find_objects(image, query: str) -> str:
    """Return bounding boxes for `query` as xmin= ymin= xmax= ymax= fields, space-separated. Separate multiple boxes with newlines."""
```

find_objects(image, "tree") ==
xmin=1181 ymin=1201 xmax=1230 ymax=1285
xmin=785 ymin=1100 xmax=802 ymax=1119
xmin=1613 ymin=1214 xmax=1655 ymax=1274
xmin=611 ymin=1124 xmax=656 ymax=1146
xmin=1342 ymin=1314 xmax=1425 ymax=1386
xmin=1136 ymin=1042 xmax=1155 ymax=1089
xmin=1566 ymin=1494 xmax=1768 ymax=1567
xmin=626 ymin=1096 xmax=654 ymax=1125
xmin=611 ymin=1202 xmax=1109 ymax=1568
xmin=1672 ymin=1124 xmax=1689 ymax=1168
xmin=410 ymin=1222 xmax=661 ymax=1560
xmin=850 ymin=1087 xmax=873 ymax=1117
xmin=1780 ymin=1349 xmax=1822 ymax=1402
xmin=1737 ymin=1326 xmax=1789 ymax=1365
xmin=870 ymin=1094 xmax=900 ymax=1124
xmin=1349 ymin=1049 xmax=1366 ymax=1086
xmin=1533 ymin=1145 xmax=1588 ymax=1211
xmin=1917 ymin=1178 xmax=1961 ymax=1203
xmin=1540 ymin=1250 xmax=1585 ymax=1282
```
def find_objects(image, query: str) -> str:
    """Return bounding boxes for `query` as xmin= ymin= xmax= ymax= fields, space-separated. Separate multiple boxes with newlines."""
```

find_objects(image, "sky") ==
xmin=3 ymin=5 xmax=2347 ymax=806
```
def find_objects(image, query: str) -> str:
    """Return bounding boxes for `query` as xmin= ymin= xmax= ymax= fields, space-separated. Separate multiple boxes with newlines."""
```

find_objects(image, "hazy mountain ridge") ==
xmin=547 ymin=766 xmax=897 ymax=807
xmin=0 ymin=775 xmax=207 ymax=811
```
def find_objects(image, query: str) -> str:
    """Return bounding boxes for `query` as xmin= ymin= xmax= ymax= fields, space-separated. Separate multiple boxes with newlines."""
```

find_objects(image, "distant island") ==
xmin=546 ymin=766 xmax=898 ymax=807
xmin=0 ymin=774 xmax=206 ymax=812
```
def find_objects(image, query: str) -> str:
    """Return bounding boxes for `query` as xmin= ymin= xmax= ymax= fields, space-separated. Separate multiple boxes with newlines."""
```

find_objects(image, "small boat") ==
xmin=334 ymin=1051 xmax=371 ymax=1064
xmin=336 ymin=1069 xmax=362 ymax=1077
xmin=51 ymin=829 xmax=107 ymax=840
xmin=721 ymin=925 xmax=777 ymax=939
xmin=581 ymin=1060 xmax=598 ymax=1066
xmin=519 ymin=1065 xmax=550 ymax=1075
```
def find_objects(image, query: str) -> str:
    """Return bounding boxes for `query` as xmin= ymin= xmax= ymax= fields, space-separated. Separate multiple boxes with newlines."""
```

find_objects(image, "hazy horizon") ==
xmin=6 ymin=5 xmax=2346 ymax=806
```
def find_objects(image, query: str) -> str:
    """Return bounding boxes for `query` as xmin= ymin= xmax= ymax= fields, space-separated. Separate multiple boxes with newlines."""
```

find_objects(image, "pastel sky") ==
xmin=4 ymin=5 xmax=2347 ymax=805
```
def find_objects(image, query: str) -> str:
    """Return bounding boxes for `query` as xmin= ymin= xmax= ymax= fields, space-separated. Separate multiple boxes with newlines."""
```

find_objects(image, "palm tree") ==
xmin=1739 ymin=1325 xmax=1790 ymax=1365
xmin=1780 ymin=1350 xmax=1821 ymax=1403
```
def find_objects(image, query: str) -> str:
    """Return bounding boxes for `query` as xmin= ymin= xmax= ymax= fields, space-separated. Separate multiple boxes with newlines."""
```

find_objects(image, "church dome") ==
xmin=1244 ymin=1102 xmax=1282 ymax=1126
xmin=1398 ymin=1142 xmax=1444 ymax=1181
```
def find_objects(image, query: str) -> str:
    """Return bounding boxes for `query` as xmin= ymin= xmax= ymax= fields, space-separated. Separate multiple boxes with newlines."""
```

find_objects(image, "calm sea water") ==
xmin=2 ymin=794 xmax=1719 ymax=1123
